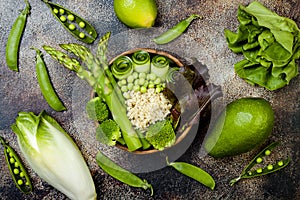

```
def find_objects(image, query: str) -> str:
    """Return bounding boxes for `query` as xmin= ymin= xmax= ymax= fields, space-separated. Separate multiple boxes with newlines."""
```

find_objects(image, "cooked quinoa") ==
xmin=124 ymin=88 xmax=172 ymax=130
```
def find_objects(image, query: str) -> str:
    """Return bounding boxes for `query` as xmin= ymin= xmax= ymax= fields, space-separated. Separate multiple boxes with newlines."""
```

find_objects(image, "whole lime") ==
xmin=114 ymin=0 xmax=158 ymax=28
xmin=203 ymin=97 xmax=274 ymax=158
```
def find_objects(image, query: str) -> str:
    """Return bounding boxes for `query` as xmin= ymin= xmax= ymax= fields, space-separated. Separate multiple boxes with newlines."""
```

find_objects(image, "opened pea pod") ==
xmin=0 ymin=136 xmax=32 ymax=194
xmin=230 ymin=141 xmax=290 ymax=186
xmin=42 ymin=0 xmax=97 ymax=44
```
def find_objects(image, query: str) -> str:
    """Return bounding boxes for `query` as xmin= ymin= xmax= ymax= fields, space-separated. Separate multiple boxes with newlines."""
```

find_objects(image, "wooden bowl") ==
xmin=93 ymin=48 xmax=215 ymax=155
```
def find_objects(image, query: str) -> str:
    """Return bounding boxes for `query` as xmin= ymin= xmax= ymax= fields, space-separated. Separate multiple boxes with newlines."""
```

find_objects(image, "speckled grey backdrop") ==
xmin=0 ymin=0 xmax=299 ymax=199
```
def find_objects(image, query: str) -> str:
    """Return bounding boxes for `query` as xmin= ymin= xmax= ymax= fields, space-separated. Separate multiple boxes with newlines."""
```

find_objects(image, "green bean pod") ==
xmin=5 ymin=0 xmax=31 ymax=71
xmin=32 ymin=47 xmax=66 ymax=111
xmin=230 ymin=141 xmax=291 ymax=186
xmin=153 ymin=14 xmax=201 ymax=45
xmin=42 ymin=0 xmax=97 ymax=44
xmin=111 ymin=56 xmax=134 ymax=80
xmin=132 ymin=50 xmax=151 ymax=73
xmin=96 ymin=151 xmax=153 ymax=195
xmin=0 ymin=136 xmax=32 ymax=194
xmin=167 ymin=157 xmax=215 ymax=190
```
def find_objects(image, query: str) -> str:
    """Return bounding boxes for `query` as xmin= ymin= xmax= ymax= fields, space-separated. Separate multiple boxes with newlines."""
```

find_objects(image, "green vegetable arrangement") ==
xmin=225 ymin=1 xmax=300 ymax=90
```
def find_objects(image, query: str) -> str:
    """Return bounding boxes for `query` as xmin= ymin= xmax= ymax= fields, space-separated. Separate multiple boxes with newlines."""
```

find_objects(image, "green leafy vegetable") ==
xmin=11 ymin=111 xmax=97 ymax=200
xmin=225 ymin=1 xmax=300 ymax=90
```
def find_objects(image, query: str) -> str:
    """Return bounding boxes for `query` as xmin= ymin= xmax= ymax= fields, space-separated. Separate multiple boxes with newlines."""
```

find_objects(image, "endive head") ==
xmin=11 ymin=111 xmax=96 ymax=200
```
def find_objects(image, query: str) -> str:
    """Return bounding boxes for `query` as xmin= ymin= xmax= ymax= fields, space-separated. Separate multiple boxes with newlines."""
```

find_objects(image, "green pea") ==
xmin=278 ymin=161 xmax=284 ymax=166
xmin=67 ymin=14 xmax=75 ymax=21
xmin=14 ymin=168 xmax=20 ymax=174
xmin=20 ymin=172 xmax=25 ymax=177
xmin=264 ymin=149 xmax=271 ymax=156
xmin=154 ymin=77 xmax=161 ymax=85
xmin=60 ymin=15 xmax=67 ymax=22
xmin=121 ymin=86 xmax=128 ymax=92
xmin=68 ymin=24 xmax=76 ymax=30
xmin=14 ymin=162 xmax=19 ymax=168
xmin=139 ymin=72 xmax=146 ymax=79
xmin=267 ymin=164 xmax=273 ymax=170
xmin=17 ymin=179 xmax=23 ymax=185
xmin=133 ymin=85 xmax=140 ymax=92
xmin=127 ymin=83 xmax=133 ymax=91
xmin=59 ymin=8 xmax=65 ymax=14
xmin=138 ymin=78 xmax=145 ymax=85
xmin=148 ymin=82 xmax=155 ymax=88
xmin=248 ymin=171 xmax=252 ymax=176
xmin=140 ymin=86 xmax=147 ymax=93
xmin=79 ymin=21 xmax=85 ymax=28
xmin=79 ymin=32 xmax=85 ymax=39
xmin=127 ymin=75 xmax=134 ymax=83
xmin=123 ymin=92 xmax=130 ymax=99
xmin=256 ymin=168 xmax=263 ymax=173
xmin=10 ymin=157 xmax=15 ymax=164
xmin=256 ymin=157 xmax=263 ymax=163
xmin=53 ymin=8 xmax=59 ymax=14
xmin=132 ymin=72 xmax=139 ymax=79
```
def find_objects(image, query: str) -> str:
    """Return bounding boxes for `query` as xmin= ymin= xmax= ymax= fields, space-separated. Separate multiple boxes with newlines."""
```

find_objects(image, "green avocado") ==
xmin=203 ymin=97 xmax=274 ymax=158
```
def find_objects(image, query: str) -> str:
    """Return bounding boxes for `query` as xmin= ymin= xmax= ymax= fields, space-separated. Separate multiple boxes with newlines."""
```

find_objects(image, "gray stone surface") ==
xmin=0 ymin=0 xmax=299 ymax=199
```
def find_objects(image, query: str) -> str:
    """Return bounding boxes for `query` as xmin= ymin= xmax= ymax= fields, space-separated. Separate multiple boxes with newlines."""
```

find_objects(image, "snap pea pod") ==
xmin=6 ymin=0 xmax=31 ymax=71
xmin=166 ymin=157 xmax=215 ymax=190
xmin=42 ymin=0 xmax=97 ymax=44
xmin=0 ymin=136 xmax=32 ymax=194
xmin=96 ymin=151 xmax=153 ymax=195
xmin=230 ymin=141 xmax=291 ymax=186
xmin=153 ymin=14 xmax=201 ymax=45
xmin=32 ymin=47 xmax=66 ymax=111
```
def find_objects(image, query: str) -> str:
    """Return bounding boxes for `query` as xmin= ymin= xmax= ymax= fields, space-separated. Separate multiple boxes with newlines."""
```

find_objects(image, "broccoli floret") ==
xmin=96 ymin=119 xmax=121 ymax=146
xmin=86 ymin=97 xmax=109 ymax=122
xmin=145 ymin=119 xmax=176 ymax=150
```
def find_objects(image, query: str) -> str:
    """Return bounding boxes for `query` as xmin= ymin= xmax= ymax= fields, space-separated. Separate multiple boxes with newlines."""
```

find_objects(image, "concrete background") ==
xmin=0 ymin=0 xmax=299 ymax=199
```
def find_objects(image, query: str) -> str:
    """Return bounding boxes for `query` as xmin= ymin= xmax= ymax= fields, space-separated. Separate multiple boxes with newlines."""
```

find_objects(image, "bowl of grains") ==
xmin=90 ymin=48 xmax=219 ymax=155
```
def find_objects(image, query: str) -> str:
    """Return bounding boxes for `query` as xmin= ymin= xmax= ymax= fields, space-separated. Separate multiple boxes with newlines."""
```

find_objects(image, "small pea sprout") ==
xmin=230 ymin=141 xmax=290 ymax=186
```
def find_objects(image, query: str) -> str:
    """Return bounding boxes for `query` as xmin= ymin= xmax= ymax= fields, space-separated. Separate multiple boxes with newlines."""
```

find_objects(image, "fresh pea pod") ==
xmin=32 ymin=47 xmax=66 ymax=111
xmin=42 ymin=0 xmax=97 ymax=44
xmin=166 ymin=157 xmax=215 ymax=190
xmin=96 ymin=151 xmax=153 ymax=195
xmin=0 ymin=136 xmax=32 ymax=194
xmin=6 ymin=0 xmax=31 ymax=71
xmin=153 ymin=14 xmax=201 ymax=45
xmin=230 ymin=141 xmax=290 ymax=186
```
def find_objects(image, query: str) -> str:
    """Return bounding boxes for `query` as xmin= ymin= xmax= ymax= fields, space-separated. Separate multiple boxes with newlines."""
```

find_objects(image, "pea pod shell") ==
xmin=0 ymin=136 xmax=32 ymax=193
xmin=42 ymin=0 xmax=97 ymax=44
xmin=153 ymin=14 xmax=201 ymax=45
xmin=167 ymin=159 xmax=215 ymax=190
xmin=96 ymin=151 xmax=153 ymax=195
xmin=32 ymin=47 xmax=66 ymax=111
xmin=5 ymin=0 xmax=31 ymax=71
